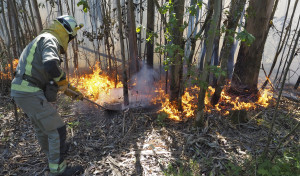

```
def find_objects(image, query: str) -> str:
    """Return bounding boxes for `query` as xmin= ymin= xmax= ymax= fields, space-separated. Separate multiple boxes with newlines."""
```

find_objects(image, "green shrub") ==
xmin=226 ymin=150 xmax=300 ymax=176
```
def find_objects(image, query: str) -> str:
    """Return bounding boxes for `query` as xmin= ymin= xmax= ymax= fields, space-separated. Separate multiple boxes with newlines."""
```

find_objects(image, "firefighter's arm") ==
xmin=44 ymin=61 xmax=83 ymax=100
xmin=42 ymin=37 xmax=68 ymax=91
xmin=42 ymin=38 xmax=82 ymax=100
xmin=43 ymin=59 xmax=83 ymax=100
xmin=44 ymin=60 xmax=68 ymax=91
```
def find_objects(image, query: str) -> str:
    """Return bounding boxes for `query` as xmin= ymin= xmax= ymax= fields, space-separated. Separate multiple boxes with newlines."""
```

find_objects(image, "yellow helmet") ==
xmin=55 ymin=15 xmax=83 ymax=41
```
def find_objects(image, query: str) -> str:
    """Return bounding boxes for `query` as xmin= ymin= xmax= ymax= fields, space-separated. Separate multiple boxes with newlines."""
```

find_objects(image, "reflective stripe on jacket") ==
xmin=11 ymin=33 xmax=64 ymax=97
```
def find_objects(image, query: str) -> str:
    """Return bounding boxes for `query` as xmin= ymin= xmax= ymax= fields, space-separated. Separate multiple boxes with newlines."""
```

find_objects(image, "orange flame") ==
xmin=70 ymin=63 xmax=122 ymax=104
xmin=152 ymin=85 xmax=200 ymax=121
xmin=0 ymin=59 xmax=18 ymax=78
xmin=68 ymin=64 xmax=273 ymax=121
xmin=12 ymin=59 xmax=19 ymax=69
xmin=213 ymin=87 xmax=273 ymax=116
xmin=152 ymin=84 xmax=273 ymax=121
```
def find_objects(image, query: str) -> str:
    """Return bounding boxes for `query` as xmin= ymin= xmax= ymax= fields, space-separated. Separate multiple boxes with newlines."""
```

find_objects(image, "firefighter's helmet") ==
xmin=55 ymin=15 xmax=83 ymax=40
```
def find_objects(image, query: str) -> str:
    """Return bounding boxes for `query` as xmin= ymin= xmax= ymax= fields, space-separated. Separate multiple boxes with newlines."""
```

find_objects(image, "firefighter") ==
xmin=11 ymin=15 xmax=84 ymax=175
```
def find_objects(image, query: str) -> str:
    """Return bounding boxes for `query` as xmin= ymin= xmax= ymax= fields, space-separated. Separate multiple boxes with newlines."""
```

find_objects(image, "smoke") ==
xmin=97 ymin=62 xmax=160 ymax=109
xmin=128 ymin=62 xmax=159 ymax=107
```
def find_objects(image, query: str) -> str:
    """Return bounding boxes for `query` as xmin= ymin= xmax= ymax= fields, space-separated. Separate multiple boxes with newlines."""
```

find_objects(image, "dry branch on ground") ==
xmin=0 ymin=93 xmax=299 ymax=175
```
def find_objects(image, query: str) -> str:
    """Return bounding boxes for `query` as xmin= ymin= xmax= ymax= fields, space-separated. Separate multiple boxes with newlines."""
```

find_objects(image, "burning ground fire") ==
xmin=4 ymin=60 xmax=273 ymax=121
xmin=70 ymin=65 xmax=273 ymax=121
xmin=70 ymin=64 xmax=123 ymax=104
xmin=152 ymin=85 xmax=273 ymax=121
xmin=0 ymin=59 xmax=18 ymax=78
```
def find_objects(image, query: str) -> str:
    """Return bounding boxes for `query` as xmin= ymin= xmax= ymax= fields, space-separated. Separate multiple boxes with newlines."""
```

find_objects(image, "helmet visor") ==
xmin=57 ymin=17 xmax=73 ymax=34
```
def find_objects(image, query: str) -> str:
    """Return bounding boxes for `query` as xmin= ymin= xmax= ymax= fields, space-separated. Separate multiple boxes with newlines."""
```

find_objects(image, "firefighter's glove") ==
xmin=64 ymin=85 xmax=84 ymax=100
xmin=56 ymin=79 xmax=68 ymax=92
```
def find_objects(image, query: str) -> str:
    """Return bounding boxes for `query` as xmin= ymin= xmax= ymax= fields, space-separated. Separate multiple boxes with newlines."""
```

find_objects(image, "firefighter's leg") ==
xmin=13 ymin=94 xmax=67 ymax=175
xmin=46 ymin=125 xmax=67 ymax=175
xmin=33 ymin=96 xmax=67 ymax=175
xmin=32 ymin=122 xmax=49 ymax=156
xmin=13 ymin=95 xmax=52 ymax=156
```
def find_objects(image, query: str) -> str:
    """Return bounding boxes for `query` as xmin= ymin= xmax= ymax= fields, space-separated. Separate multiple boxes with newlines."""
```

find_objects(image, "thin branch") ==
xmin=153 ymin=0 xmax=167 ymax=27
xmin=271 ymin=120 xmax=300 ymax=161
xmin=263 ymin=27 xmax=300 ymax=158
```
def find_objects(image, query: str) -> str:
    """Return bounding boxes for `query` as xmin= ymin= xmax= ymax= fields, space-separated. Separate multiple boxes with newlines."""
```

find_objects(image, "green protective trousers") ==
xmin=13 ymin=94 xmax=68 ymax=175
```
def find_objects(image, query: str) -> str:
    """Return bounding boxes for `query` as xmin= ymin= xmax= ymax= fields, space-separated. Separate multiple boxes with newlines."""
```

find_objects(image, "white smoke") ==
xmin=128 ymin=62 xmax=159 ymax=107
xmin=97 ymin=62 xmax=160 ymax=109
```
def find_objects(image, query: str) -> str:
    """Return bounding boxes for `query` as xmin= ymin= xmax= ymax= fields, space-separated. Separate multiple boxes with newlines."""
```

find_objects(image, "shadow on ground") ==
xmin=1 ymin=93 xmax=299 ymax=175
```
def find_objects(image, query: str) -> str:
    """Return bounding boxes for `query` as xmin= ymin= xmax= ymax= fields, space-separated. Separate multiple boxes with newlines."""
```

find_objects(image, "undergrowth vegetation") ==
xmin=163 ymin=149 xmax=300 ymax=176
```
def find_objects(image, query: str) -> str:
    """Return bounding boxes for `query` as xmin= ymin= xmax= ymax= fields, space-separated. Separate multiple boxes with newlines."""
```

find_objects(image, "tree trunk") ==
xmin=198 ymin=2 xmax=213 ymax=71
xmin=199 ymin=44 xmax=206 ymax=71
xmin=294 ymin=76 xmax=300 ymax=89
xmin=227 ymin=5 xmax=245 ymax=79
xmin=195 ymin=0 xmax=221 ymax=126
xmin=211 ymin=0 xmax=246 ymax=106
xmin=66 ymin=0 xmax=79 ymax=78
xmin=2 ymin=0 xmax=19 ymax=124
xmin=138 ymin=0 xmax=143 ymax=59
xmin=127 ymin=0 xmax=139 ymax=77
xmin=27 ymin=0 xmax=37 ymax=36
xmin=185 ymin=0 xmax=197 ymax=59
xmin=7 ymin=0 xmax=18 ymax=59
xmin=264 ymin=0 xmax=280 ymax=41
xmin=116 ymin=0 xmax=129 ymax=106
xmin=211 ymin=4 xmax=222 ymax=87
xmin=9 ymin=0 xmax=22 ymax=55
xmin=101 ymin=0 xmax=114 ymax=75
xmin=21 ymin=0 xmax=32 ymax=41
xmin=146 ymin=0 xmax=154 ymax=68
xmin=12 ymin=0 xmax=26 ymax=51
xmin=169 ymin=0 xmax=185 ymax=108
xmin=110 ymin=35 xmax=118 ymax=87
xmin=71 ymin=0 xmax=79 ymax=75
xmin=32 ymin=0 xmax=43 ymax=32
xmin=230 ymin=0 xmax=275 ymax=96
xmin=1 ymin=0 xmax=13 ymax=79
xmin=64 ymin=53 xmax=70 ymax=81
xmin=58 ymin=0 xmax=63 ymax=15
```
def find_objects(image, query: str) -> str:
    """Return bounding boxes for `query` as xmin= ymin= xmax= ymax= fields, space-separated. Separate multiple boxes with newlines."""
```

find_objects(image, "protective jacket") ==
xmin=11 ymin=20 xmax=69 ymax=97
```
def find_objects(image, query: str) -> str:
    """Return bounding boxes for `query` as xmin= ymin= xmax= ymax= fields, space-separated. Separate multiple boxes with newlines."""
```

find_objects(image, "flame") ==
xmin=214 ymin=86 xmax=273 ymax=115
xmin=4 ymin=59 xmax=273 ymax=121
xmin=257 ymin=89 xmax=273 ymax=106
xmin=152 ymin=84 xmax=273 ymax=121
xmin=0 ymin=59 xmax=18 ymax=78
xmin=152 ymin=85 xmax=200 ymax=121
xmin=70 ymin=63 xmax=122 ymax=104
xmin=12 ymin=59 xmax=19 ymax=69
xmin=68 ymin=64 xmax=273 ymax=121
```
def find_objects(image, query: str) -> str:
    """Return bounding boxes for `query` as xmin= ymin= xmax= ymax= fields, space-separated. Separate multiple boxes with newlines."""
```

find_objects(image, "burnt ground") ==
xmin=0 ymin=88 xmax=299 ymax=176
